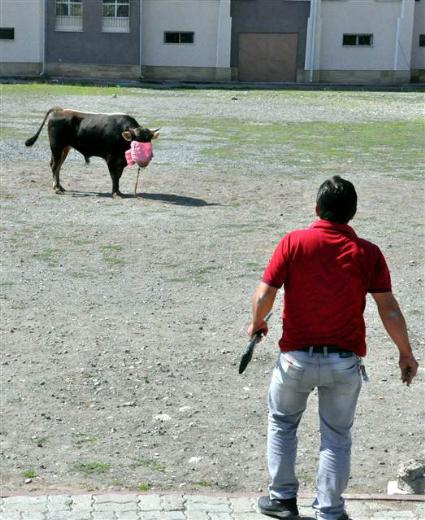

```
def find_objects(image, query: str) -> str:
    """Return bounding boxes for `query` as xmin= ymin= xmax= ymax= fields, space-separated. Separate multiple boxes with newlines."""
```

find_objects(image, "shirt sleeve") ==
xmin=368 ymin=246 xmax=392 ymax=293
xmin=262 ymin=235 xmax=290 ymax=289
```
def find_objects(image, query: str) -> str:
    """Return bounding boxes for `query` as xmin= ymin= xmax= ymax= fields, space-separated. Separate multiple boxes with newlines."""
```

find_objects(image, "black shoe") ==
xmin=258 ymin=496 xmax=299 ymax=518
xmin=336 ymin=514 xmax=351 ymax=520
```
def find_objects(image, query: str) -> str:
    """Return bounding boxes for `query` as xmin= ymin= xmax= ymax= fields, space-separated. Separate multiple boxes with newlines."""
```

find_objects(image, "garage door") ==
xmin=238 ymin=33 xmax=298 ymax=82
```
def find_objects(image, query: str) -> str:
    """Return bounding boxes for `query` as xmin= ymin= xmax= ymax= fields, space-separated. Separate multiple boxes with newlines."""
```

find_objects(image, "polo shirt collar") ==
xmin=311 ymin=219 xmax=357 ymax=239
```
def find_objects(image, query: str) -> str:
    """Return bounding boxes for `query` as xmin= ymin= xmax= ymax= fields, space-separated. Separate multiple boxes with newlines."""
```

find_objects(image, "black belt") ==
xmin=297 ymin=346 xmax=354 ymax=355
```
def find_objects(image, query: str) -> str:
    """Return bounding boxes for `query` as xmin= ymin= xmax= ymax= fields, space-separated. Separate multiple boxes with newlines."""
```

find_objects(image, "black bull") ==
xmin=25 ymin=107 xmax=159 ymax=197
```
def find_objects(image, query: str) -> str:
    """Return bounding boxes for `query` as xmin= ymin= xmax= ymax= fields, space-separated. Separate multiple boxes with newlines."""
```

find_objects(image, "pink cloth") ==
xmin=125 ymin=141 xmax=153 ymax=167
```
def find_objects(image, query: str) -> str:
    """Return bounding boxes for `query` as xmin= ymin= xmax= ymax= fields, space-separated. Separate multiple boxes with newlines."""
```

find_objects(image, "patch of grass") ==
xmin=31 ymin=436 xmax=48 ymax=448
xmin=23 ymin=469 xmax=37 ymax=479
xmin=193 ymin=480 xmax=214 ymax=488
xmin=178 ymin=115 xmax=424 ymax=175
xmin=100 ymin=245 xmax=124 ymax=252
xmin=72 ymin=461 xmax=111 ymax=475
xmin=100 ymin=244 xmax=126 ymax=267
xmin=103 ymin=255 xmax=127 ymax=266
xmin=72 ymin=433 xmax=98 ymax=447
xmin=138 ymin=482 xmax=152 ymax=492
xmin=245 ymin=261 xmax=261 ymax=270
xmin=32 ymin=248 xmax=61 ymax=266
xmin=73 ymin=239 xmax=94 ymax=246
xmin=1 ymin=83 xmax=137 ymax=97
xmin=165 ymin=277 xmax=190 ymax=283
xmin=130 ymin=458 xmax=165 ymax=472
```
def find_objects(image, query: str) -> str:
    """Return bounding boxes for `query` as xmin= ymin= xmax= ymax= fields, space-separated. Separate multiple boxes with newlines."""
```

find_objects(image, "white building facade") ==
xmin=0 ymin=0 xmax=424 ymax=84
xmin=0 ymin=0 xmax=45 ymax=76
xmin=141 ymin=0 xmax=232 ymax=81
xmin=305 ymin=0 xmax=424 ymax=84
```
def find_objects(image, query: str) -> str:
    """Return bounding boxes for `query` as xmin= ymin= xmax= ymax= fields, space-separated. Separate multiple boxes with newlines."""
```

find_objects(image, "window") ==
xmin=55 ymin=0 xmax=82 ymax=32
xmin=164 ymin=32 xmax=194 ymax=44
xmin=420 ymin=34 xmax=425 ymax=47
xmin=0 ymin=28 xmax=14 ymax=40
xmin=102 ymin=0 xmax=130 ymax=32
xmin=343 ymin=34 xmax=373 ymax=46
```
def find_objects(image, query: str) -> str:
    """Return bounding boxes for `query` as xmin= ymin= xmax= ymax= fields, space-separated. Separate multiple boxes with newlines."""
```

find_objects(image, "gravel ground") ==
xmin=1 ymin=86 xmax=424 ymax=496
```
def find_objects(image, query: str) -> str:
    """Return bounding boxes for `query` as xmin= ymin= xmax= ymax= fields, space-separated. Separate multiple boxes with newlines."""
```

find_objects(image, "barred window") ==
xmin=102 ymin=0 xmax=130 ymax=33
xmin=164 ymin=32 xmax=194 ymax=44
xmin=55 ymin=0 xmax=82 ymax=32
xmin=0 ymin=28 xmax=15 ymax=40
xmin=343 ymin=34 xmax=373 ymax=46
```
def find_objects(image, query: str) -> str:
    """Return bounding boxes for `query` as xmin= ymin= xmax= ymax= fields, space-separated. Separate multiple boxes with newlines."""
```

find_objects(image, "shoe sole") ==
xmin=258 ymin=509 xmax=300 ymax=519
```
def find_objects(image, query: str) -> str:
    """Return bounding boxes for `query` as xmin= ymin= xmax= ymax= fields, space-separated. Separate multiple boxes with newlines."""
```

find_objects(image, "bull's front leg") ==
xmin=106 ymin=158 xmax=125 ymax=198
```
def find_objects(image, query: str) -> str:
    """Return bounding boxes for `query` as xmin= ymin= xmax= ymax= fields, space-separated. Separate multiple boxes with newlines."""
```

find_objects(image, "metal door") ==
xmin=238 ymin=33 xmax=298 ymax=82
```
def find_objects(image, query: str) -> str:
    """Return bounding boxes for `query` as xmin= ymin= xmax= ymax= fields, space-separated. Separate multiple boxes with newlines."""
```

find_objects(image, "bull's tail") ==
xmin=25 ymin=107 xmax=63 ymax=147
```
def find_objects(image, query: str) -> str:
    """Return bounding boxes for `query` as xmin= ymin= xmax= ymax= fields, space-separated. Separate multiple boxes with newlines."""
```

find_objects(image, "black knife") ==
xmin=238 ymin=312 xmax=272 ymax=374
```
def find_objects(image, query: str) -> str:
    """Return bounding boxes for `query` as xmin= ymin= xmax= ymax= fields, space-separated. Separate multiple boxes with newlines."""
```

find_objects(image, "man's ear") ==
xmin=122 ymin=131 xmax=132 ymax=141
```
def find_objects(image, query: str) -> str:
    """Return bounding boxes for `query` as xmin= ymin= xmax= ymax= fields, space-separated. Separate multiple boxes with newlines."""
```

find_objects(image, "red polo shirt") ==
xmin=262 ymin=219 xmax=391 ymax=357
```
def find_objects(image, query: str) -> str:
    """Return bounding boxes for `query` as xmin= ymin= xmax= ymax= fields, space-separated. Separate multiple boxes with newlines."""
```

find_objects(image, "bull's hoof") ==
xmin=112 ymin=191 xmax=124 ymax=199
xmin=53 ymin=185 xmax=66 ymax=194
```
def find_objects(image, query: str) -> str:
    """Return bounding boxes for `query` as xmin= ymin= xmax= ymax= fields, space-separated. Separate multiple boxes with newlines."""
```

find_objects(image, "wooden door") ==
xmin=238 ymin=33 xmax=298 ymax=82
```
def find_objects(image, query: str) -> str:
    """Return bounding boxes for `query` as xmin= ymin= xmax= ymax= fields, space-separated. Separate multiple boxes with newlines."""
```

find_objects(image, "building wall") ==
xmin=141 ymin=0 xmax=231 ymax=80
xmin=318 ymin=0 xmax=414 ymax=82
xmin=230 ymin=0 xmax=311 ymax=80
xmin=411 ymin=0 xmax=425 ymax=81
xmin=0 ymin=0 xmax=43 ymax=75
xmin=45 ymin=0 xmax=140 ymax=77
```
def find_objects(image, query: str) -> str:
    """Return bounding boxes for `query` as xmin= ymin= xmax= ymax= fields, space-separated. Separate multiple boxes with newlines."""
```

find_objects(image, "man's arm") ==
xmin=371 ymin=291 xmax=418 ymax=386
xmin=248 ymin=282 xmax=278 ymax=339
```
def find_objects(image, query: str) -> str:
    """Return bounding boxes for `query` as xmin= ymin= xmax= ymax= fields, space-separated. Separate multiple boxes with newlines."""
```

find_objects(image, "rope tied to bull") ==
xmin=135 ymin=166 xmax=141 ymax=197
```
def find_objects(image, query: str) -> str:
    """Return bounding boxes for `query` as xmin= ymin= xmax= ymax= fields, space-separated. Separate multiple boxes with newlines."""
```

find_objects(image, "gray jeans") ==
xmin=267 ymin=349 xmax=362 ymax=520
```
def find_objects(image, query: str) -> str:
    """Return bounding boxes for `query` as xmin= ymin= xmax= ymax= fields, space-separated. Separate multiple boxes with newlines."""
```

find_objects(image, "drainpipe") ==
xmin=215 ymin=0 xmax=223 ymax=78
xmin=40 ymin=0 xmax=46 ymax=76
xmin=139 ymin=0 xmax=143 ymax=78
xmin=394 ymin=0 xmax=406 ymax=71
xmin=306 ymin=0 xmax=319 ymax=82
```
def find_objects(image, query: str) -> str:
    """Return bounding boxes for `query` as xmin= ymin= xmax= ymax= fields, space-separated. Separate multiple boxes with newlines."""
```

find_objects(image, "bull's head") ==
xmin=122 ymin=127 xmax=160 ymax=142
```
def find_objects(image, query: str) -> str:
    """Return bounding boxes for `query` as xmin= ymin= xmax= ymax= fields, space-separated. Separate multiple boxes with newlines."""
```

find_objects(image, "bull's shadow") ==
xmin=137 ymin=192 xmax=220 ymax=207
xmin=69 ymin=190 xmax=220 ymax=207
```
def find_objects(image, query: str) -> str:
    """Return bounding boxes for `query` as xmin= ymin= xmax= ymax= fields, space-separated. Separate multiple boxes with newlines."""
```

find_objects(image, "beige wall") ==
xmin=319 ymin=0 xmax=414 ymax=71
xmin=0 ymin=0 xmax=43 ymax=64
xmin=141 ymin=0 xmax=231 ymax=70
xmin=411 ymin=1 xmax=425 ymax=70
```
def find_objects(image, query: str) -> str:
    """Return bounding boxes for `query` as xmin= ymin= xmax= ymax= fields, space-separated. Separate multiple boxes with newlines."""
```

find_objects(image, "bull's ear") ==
xmin=152 ymin=128 xmax=160 ymax=139
xmin=122 ymin=131 xmax=132 ymax=141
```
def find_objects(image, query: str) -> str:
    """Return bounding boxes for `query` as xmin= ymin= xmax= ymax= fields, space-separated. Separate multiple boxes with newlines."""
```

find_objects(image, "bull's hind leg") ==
xmin=50 ymin=146 xmax=70 ymax=193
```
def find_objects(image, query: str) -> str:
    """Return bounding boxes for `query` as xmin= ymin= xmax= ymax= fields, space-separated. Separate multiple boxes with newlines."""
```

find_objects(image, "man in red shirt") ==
xmin=249 ymin=176 xmax=418 ymax=520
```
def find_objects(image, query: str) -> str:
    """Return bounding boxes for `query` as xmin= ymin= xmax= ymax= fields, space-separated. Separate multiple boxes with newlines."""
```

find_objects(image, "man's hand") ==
xmin=372 ymin=292 xmax=418 ymax=386
xmin=248 ymin=321 xmax=269 ymax=340
xmin=399 ymin=353 xmax=419 ymax=386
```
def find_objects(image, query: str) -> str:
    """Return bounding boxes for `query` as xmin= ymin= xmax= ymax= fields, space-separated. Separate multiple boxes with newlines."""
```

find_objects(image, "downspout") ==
xmin=40 ymin=0 xmax=46 ymax=76
xmin=306 ymin=0 xmax=319 ymax=82
xmin=139 ymin=0 xmax=143 ymax=78
xmin=215 ymin=0 xmax=223 ymax=78
xmin=394 ymin=0 xmax=406 ymax=71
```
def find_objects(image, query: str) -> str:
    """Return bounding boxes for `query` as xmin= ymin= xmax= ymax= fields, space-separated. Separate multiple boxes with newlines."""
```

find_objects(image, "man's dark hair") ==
xmin=316 ymin=176 xmax=357 ymax=224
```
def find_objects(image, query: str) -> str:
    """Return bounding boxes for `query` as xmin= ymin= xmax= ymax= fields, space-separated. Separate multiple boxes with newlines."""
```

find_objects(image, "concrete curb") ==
xmin=0 ymin=492 xmax=424 ymax=520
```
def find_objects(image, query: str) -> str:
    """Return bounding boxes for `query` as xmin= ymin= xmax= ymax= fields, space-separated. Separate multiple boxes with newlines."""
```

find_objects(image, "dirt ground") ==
xmin=1 ymin=86 xmax=424 ymax=496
